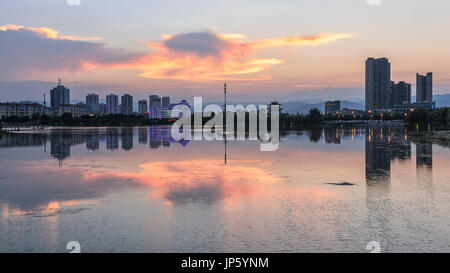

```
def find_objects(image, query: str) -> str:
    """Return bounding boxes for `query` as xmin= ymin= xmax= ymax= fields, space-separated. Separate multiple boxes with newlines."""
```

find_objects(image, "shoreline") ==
xmin=2 ymin=123 xmax=450 ymax=134
xmin=323 ymin=119 xmax=405 ymax=127
xmin=409 ymin=131 xmax=450 ymax=148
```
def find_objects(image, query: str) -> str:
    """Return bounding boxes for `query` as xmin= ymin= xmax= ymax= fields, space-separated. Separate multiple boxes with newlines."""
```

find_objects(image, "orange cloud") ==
xmin=249 ymin=33 xmax=354 ymax=49
xmin=0 ymin=25 xmax=353 ymax=82
xmin=100 ymin=31 xmax=353 ymax=82
xmin=0 ymin=24 xmax=103 ymax=41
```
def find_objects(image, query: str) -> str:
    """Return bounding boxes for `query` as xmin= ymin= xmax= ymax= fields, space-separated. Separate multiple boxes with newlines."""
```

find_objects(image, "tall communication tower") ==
xmin=224 ymin=83 xmax=227 ymax=165
xmin=224 ymin=82 xmax=227 ymax=114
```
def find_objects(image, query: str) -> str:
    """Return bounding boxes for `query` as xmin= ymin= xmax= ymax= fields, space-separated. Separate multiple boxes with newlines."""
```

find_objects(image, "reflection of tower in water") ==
xmin=106 ymin=128 xmax=119 ymax=150
xmin=148 ymin=126 xmax=190 ymax=149
xmin=50 ymin=131 xmax=86 ymax=166
xmin=324 ymin=127 xmax=341 ymax=144
xmin=138 ymin=128 xmax=148 ymax=144
xmin=50 ymin=133 xmax=71 ymax=167
xmin=389 ymin=128 xmax=411 ymax=161
xmin=149 ymin=127 xmax=163 ymax=149
xmin=365 ymin=128 xmax=391 ymax=184
xmin=365 ymin=128 xmax=393 ymax=249
xmin=416 ymin=142 xmax=433 ymax=191
xmin=416 ymin=143 xmax=432 ymax=168
xmin=86 ymin=129 xmax=100 ymax=151
xmin=121 ymin=128 xmax=134 ymax=151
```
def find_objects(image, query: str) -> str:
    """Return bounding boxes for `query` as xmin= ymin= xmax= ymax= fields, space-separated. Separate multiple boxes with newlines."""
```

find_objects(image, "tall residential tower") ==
xmin=149 ymin=95 xmax=161 ymax=118
xmin=416 ymin=72 xmax=433 ymax=103
xmin=365 ymin=58 xmax=391 ymax=112
xmin=138 ymin=100 xmax=148 ymax=115
xmin=50 ymin=79 xmax=70 ymax=108
xmin=86 ymin=93 xmax=99 ymax=114
xmin=106 ymin=94 xmax=119 ymax=114
xmin=121 ymin=94 xmax=133 ymax=115
xmin=391 ymin=81 xmax=411 ymax=106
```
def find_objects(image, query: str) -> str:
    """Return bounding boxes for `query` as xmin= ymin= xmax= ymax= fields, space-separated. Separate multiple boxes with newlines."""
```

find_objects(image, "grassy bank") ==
xmin=405 ymin=108 xmax=450 ymax=130
xmin=1 ymin=107 xmax=449 ymax=130
xmin=408 ymin=130 xmax=450 ymax=148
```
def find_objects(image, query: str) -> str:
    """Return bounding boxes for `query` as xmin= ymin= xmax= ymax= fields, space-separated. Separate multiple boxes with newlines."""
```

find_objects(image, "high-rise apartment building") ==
xmin=416 ymin=72 xmax=433 ymax=103
xmin=50 ymin=79 xmax=70 ymax=108
xmin=162 ymin=96 xmax=170 ymax=107
xmin=149 ymin=95 xmax=161 ymax=118
xmin=86 ymin=93 xmax=99 ymax=113
xmin=99 ymin=103 xmax=107 ymax=115
xmin=106 ymin=94 xmax=119 ymax=114
xmin=391 ymin=81 xmax=411 ymax=106
xmin=149 ymin=95 xmax=161 ymax=108
xmin=365 ymin=58 xmax=391 ymax=112
xmin=121 ymin=94 xmax=133 ymax=115
xmin=138 ymin=100 xmax=148 ymax=115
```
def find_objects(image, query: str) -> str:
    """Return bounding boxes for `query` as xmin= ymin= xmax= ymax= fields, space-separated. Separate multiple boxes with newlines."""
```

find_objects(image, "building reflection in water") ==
xmin=106 ymin=128 xmax=119 ymax=151
xmin=86 ymin=129 xmax=100 ymax=152
xmin=324 ymin=127 xmax=341 ymax=144
xmin=50 ymin=131 xmax=86 ymax=166
xmin=0 ymin=126 xmax=435 ymax=177
xmin=365 ymin=128 xmax=392 ymax=185
xmin=0 ymin=133 xmax=47 ymax=148
xmin=363 ymin=127 xmax=436 ymax=249
xmin=0 ymin=126 xmax=191 ymax=165
xmin=416 ymin=142 xmax=433 ymax=192
xmin=149 ymin=126 xmax=190 ymax=149
xmin=390 ymin=129 xmax=411 ymax=160
xmin=319 ymin=127 xmax=364 ymax=144
xmin=416 ymin=143 xmax=432 ymax=168
xmin=365 ymin=127 xmax=394 ymax=249
xmin=121 ymin=128 xmax=133 ymax=151
xmin=138 ymin=127 xmax=148 ymax=144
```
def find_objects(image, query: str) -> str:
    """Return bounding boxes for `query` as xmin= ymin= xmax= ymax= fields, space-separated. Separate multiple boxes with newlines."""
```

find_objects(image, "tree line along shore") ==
xmin=1 ymin=107 xmax=450 ymax=131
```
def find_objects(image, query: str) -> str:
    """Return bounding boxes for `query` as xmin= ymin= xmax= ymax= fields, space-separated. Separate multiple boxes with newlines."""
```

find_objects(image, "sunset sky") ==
xmin=1 ymin=0 xmax=450 ymax=102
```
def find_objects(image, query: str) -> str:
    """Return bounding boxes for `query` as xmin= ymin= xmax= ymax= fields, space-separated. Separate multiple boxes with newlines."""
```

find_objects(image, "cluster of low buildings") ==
xmin=324 ymin=101 xmax=365 ymax=117
xmin=0 ymin=79 xmax=192 ymax=119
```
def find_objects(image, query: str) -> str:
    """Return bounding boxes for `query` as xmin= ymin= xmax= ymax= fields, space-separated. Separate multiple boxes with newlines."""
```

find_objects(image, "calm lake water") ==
xmin=0 ymin=126 xmax=449 ymax=253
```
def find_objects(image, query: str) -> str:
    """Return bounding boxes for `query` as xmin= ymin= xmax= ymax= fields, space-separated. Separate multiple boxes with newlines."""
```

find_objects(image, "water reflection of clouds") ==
xmin=0 ymin=158 xmax=281 ymax=212
xmin=0 ymin=163 xmax=129 ymax=211
xmin=121 ymin=159 xmax=281 ymax=205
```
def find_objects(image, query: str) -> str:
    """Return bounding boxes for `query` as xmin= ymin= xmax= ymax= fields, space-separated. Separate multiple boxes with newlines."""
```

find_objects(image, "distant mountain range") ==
xmin=279 ymin=95 xmax=450 ymax=114
xmin=203 ymin=100 xmax=364 ymax=114
xmin=280 ymin=100 xmax=365 ymax=114
xmin=280 ymin=95 xmax=450 ymax=114
xmin=413 ymin=94 xmax=450 ymax=108
xmin=209 ymin=95 xmax=450 ymax=115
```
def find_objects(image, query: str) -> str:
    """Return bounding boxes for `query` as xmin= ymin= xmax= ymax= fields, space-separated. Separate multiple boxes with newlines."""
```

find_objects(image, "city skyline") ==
xmin=2 ymin=0 xmax=450 ymax=257
xmin=1 ymin=1 xmax=450 ymax=102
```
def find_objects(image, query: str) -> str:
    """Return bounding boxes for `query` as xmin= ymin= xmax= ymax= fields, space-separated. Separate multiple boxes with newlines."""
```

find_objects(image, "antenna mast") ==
xmin=224 ymin=83 xmax=227 ymax=165
xmin=224 ymin=82 xmax=227 ymax=113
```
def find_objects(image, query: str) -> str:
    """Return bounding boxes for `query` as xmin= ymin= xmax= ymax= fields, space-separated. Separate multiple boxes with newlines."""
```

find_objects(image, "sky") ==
xmin=1 ymin=0 xmax=450 ymax=103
